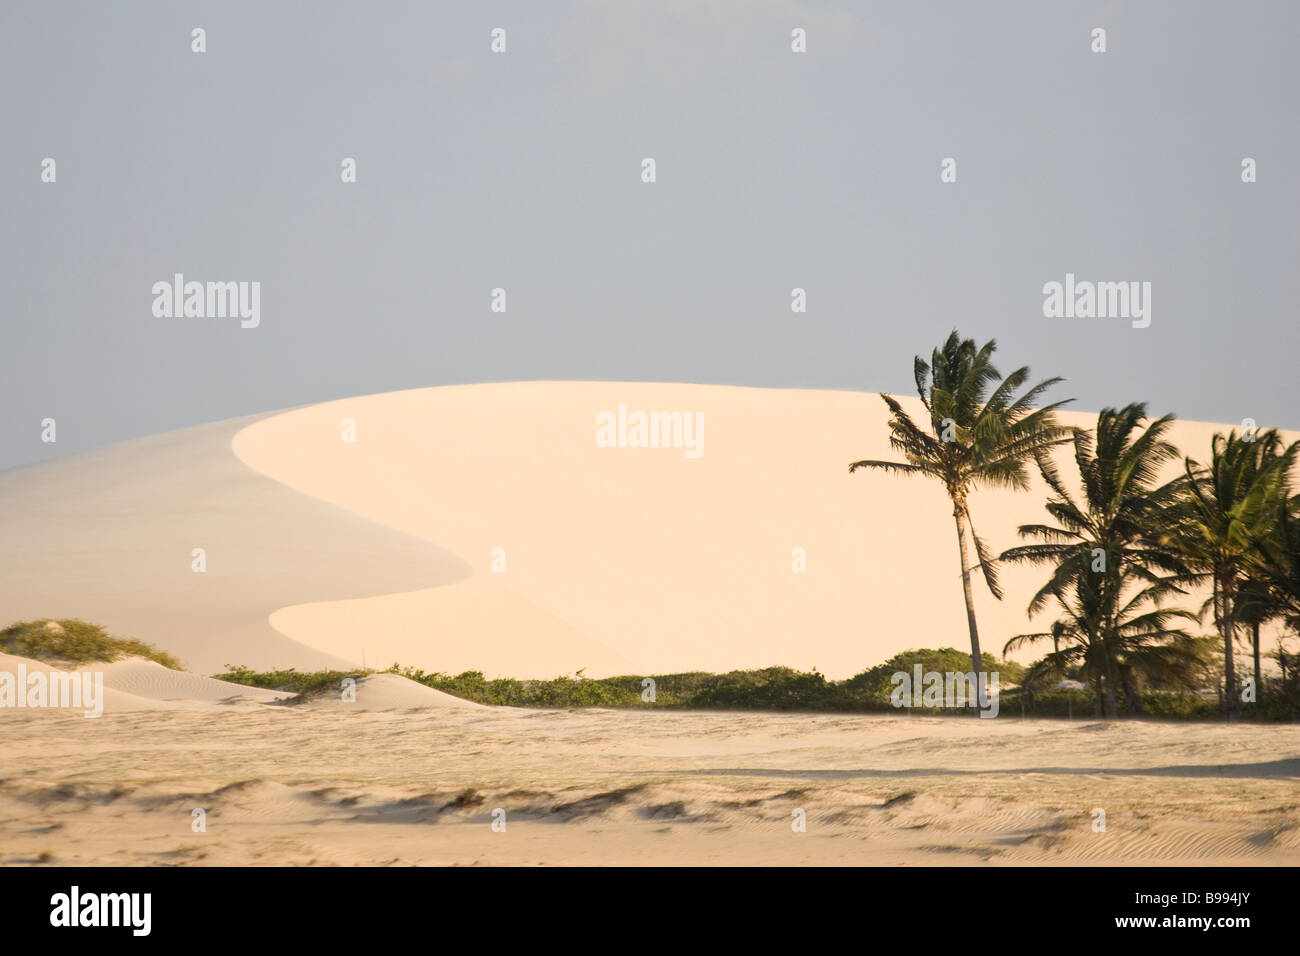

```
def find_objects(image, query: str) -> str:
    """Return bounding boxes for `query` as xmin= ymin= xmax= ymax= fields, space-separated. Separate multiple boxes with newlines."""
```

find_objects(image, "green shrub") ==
xmin=209 ymin=647 xmax=1289 ymax=720
xmin=1138 ymin=692 xmax=1221 ymax=720
xmin=0 ymin=619 xmax=182 ymax=669
xmin=214 ymin=665 xmax=371 ymax=697
xmin=687 ymin=666 xmax=843 ymax=710
xmin=845 ymin=647 xmax=1022 ymax=708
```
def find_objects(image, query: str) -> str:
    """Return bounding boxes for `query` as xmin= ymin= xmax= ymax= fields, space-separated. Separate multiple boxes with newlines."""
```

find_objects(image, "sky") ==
xmin=2 ymin=0 xmax=1297 ymax=470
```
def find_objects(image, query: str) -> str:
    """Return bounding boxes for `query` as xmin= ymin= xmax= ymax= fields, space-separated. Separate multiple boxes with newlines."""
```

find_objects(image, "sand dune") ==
xmin=97 ymin=658 xmax=290 ymax=704
xmin=0 ymin=651 xmax=177 ymax=713
xmin=297 ymin=672 xmax=486 ymax=710
xmin=0 ymin=415 xmax=467 ymax=674
xmin=234 ymin=382 xmax=1289 ymax=679
xmin=1 ymin=382 xmax=1291 ymax=679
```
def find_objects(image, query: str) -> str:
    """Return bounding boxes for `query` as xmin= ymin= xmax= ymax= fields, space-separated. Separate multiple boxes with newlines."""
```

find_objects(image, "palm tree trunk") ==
xmin=952 ymin=505 xmax=983 ymax=713
xmin=1221 ymin=577 xmax=1240 ymax=721
xmin=1122 ymin=669 xmax=1144 ymax=715
xmin=1252 ymin=620 xmax=1262 ymax=708
xmin=1100 ymin=591 xmax=1120 ymax=720
xmin=1100 ymin=666 xmax=1119 ymax=718
xmin=1092 ymin=639 xmax=1118 ymax=718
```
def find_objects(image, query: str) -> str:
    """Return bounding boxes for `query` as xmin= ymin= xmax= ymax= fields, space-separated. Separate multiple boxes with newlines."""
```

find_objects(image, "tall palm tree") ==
xmin=849 ymin=331 xmax=1070 ymax=688
xmin=1162 ymin=430 xmax=1297 ymax=719
xmin=999 ymin=404 xmax=1190 ymax=716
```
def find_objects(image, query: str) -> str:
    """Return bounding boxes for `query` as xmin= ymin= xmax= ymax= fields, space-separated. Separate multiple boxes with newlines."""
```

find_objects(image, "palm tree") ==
xmin=849 ymin=331 xmax=1070 ymax=690
xmin=1162 ymin=430 xmax=1297 ymax=720
xmin=1007 ymin=574 xmax=1111 ymax=712
xmin=1237 ymin=493 xmax=1300 ymax=708
xmin=1244 ymin=495 xmax=1300 ymax=632
xmin=1005 ymin=566 xmax=1204 ymax=717
xmin=999 ymin=404 xmax=1191 ymax=716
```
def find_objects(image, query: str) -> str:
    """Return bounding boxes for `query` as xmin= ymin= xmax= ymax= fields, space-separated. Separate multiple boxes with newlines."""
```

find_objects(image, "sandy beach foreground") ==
xmin=3 ymin=703 xmax=1296 ymax=866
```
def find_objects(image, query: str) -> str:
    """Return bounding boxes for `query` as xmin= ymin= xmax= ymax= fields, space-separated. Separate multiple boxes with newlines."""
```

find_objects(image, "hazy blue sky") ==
xmin=3 ymin=0 xmax=1297 ymax=469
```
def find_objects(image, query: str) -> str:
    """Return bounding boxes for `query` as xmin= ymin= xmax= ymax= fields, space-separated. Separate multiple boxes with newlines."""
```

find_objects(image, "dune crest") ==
xmin=0 ymin=415 xmax=467 ymax=674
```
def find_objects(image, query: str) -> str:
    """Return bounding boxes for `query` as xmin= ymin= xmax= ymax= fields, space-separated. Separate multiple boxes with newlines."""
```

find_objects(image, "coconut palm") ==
xmin=1007 ymin=574 xmax=1112 ymax=711
xmin=849 ymin=331 xmax=1070 ymax=687
xmin=1161 ymin=430 xmax=1297 ymax=719
xmin=998 ymin=404 xmax=1191 ymax=715
xmin=1235 ymin=493 xmax=1300 ymax=709
xmin=1005 ymin=566 xmax=1205 ymax=717
xmin=1243 ymin=495 xmax=1300 ymax=632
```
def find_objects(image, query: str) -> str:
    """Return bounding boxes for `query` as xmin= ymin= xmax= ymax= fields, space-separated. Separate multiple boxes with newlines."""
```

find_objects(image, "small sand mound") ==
xmin=0 ymin=651 xmax=179 ymax=714
xmin=297 ymin=672 xmax=484 ymax=710
xmin=100 ymin=658 xmax=290 ymax=703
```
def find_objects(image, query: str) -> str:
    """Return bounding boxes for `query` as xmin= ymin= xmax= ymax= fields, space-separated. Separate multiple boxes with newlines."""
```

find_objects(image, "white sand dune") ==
xmin=233 ymin=382 xmax=1295 ymax=679
xmin=97 ymin=658 xmax=290 ymax=704
xmin=0 ymin=414 xmax=467 ymax=674
xmin=1 ymin=382 xmax=1293 ymax=679
xmin=270 ymin=578 xmax=641 ymax=678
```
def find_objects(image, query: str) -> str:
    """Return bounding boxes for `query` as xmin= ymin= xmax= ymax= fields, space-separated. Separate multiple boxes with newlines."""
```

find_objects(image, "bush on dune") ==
xmin=846 ymin=647 xmax=1026 ymax=699
xmin=215 ymin=664 xmax=371 ymax=697
xmin=0 ymin=618 xmax=182 ymax=670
